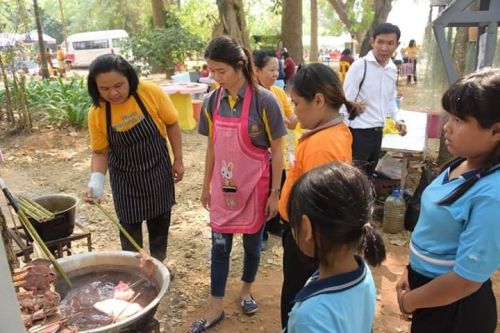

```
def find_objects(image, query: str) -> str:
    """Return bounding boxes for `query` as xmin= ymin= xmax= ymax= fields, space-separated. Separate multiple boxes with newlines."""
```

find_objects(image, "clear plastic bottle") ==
xmin=383 ymin=187 xmax=406 ymax=234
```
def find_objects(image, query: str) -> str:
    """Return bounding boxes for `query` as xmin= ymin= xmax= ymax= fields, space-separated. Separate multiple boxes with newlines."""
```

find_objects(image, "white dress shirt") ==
xmin=342 ymin=51 xmax=400 ymax=129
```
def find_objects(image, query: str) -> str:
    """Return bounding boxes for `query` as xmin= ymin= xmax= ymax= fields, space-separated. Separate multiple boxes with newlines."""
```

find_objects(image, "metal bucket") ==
xmin=28 ymin=194 xmax=78 ymax=241
xmin=55 ymin=251 xmax=170 ymax=333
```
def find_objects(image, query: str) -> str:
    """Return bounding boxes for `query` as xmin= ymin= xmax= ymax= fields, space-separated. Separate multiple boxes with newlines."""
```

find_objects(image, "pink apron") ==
xmin=210 ymin=85 xmax=270 ymax=234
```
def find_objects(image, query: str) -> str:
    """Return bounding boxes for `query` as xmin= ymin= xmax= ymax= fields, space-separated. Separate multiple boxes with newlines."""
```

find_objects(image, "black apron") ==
xmin=106 ymin=92 xmax=175 ymax=224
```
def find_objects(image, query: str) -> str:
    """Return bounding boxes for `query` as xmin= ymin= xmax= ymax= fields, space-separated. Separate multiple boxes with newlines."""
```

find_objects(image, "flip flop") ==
xmin=240 ymin=295 xmax=258 ymax=315
xmin=189 ymin=311 xmax=225 ymax=333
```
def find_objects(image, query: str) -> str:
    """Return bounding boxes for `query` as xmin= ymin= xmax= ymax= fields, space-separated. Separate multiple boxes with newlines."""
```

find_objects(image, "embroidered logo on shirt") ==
xmin=249 ymin=123 xmax=262 ymax=138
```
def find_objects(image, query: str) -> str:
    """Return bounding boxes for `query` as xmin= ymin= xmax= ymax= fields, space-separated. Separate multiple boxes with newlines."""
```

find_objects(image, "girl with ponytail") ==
xmin=396 ymin=67 xmax=500 ymax=333
xmin=278 ymin=62 xmax=363 ymax=328
xmin=284 ymin=162 xmax=385 ymax=333
xmin=192 ymin=36 xmax=287 ymax=332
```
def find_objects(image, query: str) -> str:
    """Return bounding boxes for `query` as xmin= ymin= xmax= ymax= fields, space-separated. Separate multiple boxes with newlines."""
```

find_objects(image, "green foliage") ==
xmin=38 ymin=0 xmax=152 ymax=37
xmin=246 ymin=0 xmax=281 ymax=37
xmin=123 ymin=13 xmax=204 ymax=75
xmin=23 ymin=77 xmax=91 ymax=128
xmin=175 ymin=0 xmax=218 ymax=44
xmin=316 ymin=0 xmax=347 ymax=36
xmin=0 ymin=0 xmax=32 ymax=33
xmin=39 ymin=7 xmax=64 ymax=44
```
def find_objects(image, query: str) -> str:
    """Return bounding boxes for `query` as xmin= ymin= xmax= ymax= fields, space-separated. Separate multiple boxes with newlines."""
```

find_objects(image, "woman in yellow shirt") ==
xmin=253 ymin=49 xmax=298 ymax=248
xmin=402 ymin=39 xmax=421 ymax=84
xmin=85 ymin=54 xmax=184 ymax=263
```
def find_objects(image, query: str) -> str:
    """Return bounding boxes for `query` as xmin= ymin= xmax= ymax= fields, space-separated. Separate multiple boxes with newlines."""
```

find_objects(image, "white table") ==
xmin=381 ymin=109 xmax=428 ymax=187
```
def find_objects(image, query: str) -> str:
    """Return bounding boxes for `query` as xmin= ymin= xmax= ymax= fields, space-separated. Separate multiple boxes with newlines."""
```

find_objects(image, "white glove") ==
xmin=88 ymin=172 xmax=106 ymax=199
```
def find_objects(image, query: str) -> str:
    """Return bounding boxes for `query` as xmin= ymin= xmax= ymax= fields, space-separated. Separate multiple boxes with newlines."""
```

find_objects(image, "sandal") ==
xmin=240 ymin=295 xmax=258 ymax=315
xmin=189 ymin=311 xmax=225 ymax=333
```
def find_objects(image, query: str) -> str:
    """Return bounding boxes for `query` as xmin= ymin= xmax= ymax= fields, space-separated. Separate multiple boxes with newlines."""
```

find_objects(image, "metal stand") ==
xmin=8 ymin=226 xmax=92 ymax=262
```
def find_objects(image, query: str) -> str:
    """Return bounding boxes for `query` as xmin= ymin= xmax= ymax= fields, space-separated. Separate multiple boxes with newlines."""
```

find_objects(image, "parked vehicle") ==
xmin=61 ymin=29 xmax=129 ymax=67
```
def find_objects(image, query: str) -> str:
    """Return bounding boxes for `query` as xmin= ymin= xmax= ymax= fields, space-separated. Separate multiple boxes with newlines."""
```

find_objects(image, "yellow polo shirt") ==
xmin=88 ymin=80 xmax=178 ymax=151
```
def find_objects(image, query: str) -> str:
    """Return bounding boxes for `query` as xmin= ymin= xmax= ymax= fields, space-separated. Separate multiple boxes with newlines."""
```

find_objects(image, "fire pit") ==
xmin=55 ymin=251 xmax=170 ymax=333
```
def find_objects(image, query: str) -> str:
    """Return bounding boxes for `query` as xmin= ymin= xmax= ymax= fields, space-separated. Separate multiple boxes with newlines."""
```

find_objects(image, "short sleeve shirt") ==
xmin=410 ymin=163 xmax=500 ymax=283
xmin=198 ymin=82 xmax=287 ymax=148
xmin=88 ymin=80 xmax=178 ymax=151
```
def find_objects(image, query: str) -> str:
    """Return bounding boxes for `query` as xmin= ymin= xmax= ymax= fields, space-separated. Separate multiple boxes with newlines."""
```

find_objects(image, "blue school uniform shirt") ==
xmin=284 ymin=257 xmax=376 ymax=333
xmin=410 ymin=161 xmax=500 ymax=283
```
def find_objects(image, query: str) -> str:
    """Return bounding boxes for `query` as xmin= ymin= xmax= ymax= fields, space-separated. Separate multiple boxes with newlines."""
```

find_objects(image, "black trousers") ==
xmin=120 ymin=209 xmax=172 ymax=262
xmin=350 ymin=127 xmax=384 ymax=178
xmin=408 ymin=265 xmax=497 ymax=333
xmin=280 ymin=225 xmax=317 ymax=328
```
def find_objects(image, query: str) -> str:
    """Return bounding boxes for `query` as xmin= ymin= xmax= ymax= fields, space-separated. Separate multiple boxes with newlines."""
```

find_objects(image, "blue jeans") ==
xmin=211 ymin=225 xmax=264 ymax=297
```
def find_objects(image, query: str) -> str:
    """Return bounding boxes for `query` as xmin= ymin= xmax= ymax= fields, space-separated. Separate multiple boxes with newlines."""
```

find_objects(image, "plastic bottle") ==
xmin=383 ymin=187 xmax=406 ymax=234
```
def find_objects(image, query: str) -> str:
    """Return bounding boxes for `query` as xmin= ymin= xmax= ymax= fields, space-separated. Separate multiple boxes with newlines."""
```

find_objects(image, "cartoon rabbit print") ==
xmin=221 ymin=160 xmax=236 ymax=188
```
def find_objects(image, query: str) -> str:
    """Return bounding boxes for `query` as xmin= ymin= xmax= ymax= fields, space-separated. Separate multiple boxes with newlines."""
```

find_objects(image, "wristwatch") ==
xmin=270 ymin=188 xmax=281 ymax=195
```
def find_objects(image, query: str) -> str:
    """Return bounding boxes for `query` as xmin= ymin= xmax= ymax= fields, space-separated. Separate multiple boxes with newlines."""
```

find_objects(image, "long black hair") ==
xmin=87 ymin=54 xmax=139 ymax=107
xmin=438 ymin=67 xmax=500 ymax=205
xmin=287 ymin=162 xmax=386 ymax=267
xmin=204 ymin=36 xmax=258 ymax=90
xmin=288 ymin=63 xmax=363 ymax=120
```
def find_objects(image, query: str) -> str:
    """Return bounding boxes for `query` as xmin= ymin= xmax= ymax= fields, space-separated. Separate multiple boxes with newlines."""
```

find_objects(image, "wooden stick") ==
xmin=112 ymin=292 xmax=141 ymax=323
xmin=125 ymin=277 xmax=145 ymax=291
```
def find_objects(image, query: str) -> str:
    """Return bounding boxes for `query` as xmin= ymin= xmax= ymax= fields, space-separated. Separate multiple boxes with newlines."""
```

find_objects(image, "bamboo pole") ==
xmin=0 ymin=178 xmax=71 ymax=287
xmin=16 ymin=195 xmax=54 ymax=222
xmin=94 ymin=203 xmax=142 ymax=252
xmin=17 ymin=209 xmax=72 ymax=287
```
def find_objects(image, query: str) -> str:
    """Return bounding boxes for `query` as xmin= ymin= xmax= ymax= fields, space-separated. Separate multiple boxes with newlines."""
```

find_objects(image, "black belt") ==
xmin=350 ymin=127 xmax=384 ymax=132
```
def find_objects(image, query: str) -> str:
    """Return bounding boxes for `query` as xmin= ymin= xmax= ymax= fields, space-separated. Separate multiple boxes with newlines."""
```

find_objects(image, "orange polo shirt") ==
xmin=279 ymin=120 xmax=352 ymax=221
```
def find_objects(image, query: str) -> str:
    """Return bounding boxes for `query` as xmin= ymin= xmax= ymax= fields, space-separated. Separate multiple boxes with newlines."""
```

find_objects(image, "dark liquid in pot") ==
xmin=57 ymin=270 xmax=158 ymax=330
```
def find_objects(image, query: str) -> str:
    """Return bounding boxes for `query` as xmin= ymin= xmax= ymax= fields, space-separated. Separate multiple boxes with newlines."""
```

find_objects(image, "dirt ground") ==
xmin=1 ymin=127 xmax=499 ymax=333
xmin=1 ymin=82 xmax=499 ymax=332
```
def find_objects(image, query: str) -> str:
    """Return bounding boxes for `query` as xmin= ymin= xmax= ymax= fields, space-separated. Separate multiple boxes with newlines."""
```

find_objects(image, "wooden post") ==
xmin=0 ymin=192 xmax=18 ymax=272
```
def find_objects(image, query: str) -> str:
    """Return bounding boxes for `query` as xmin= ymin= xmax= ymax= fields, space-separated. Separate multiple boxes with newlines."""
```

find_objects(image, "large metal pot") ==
xmin=28 ymin=194 xmax=79 ymax=241
xmin=56 ymin=251 xmax=170 ymax=333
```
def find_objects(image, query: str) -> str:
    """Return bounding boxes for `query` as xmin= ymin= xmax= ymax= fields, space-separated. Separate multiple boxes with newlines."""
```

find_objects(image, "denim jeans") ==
xmin=211 ymin=225 xmax=264 ymax=297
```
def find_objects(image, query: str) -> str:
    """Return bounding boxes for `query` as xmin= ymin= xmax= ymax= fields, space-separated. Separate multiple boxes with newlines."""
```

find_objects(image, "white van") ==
xmin=61 ymin=29 xmax=129 ymax=67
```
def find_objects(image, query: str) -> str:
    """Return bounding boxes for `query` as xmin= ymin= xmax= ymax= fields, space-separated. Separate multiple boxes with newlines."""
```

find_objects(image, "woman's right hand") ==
xmin=201 ymin=187 xmax=210 ymax=211
xmin=84 ymin=186 xmax=101 ymax=203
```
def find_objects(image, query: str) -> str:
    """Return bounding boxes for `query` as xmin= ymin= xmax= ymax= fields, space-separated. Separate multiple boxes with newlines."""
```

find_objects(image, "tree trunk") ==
xmin=359 ymin=0 xmax=394 ymax=56
xmin=310 ymin=0 xmax=318 ymax=63
xmin=0 ymin=55 xmax=15 ymax=124
xmin=452 ymin=27 xmax=468 ymax=77
xmin=216 ymin=0 xmax=251 ymax=50
xmin=58 ymin=0 xmax=69 ymax=53
xmin=281 ymin=0 xmax=303 ymax=64
xmin=33 ymin=0 xmax=50 ymax=79
xmin=151 ymin=0 xmax=166 ymax=28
